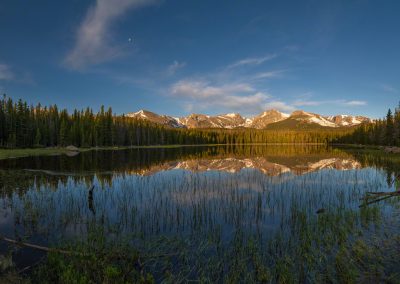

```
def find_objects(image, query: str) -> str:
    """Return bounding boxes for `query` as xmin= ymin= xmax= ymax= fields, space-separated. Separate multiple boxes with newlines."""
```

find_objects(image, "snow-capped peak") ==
xmin=125 ymin=108 xmax=370 ymax=129
xmin=134 ymin=110 xmax=147 ymax=118
xmin=224 ymin=113 xmax=239 ymax=118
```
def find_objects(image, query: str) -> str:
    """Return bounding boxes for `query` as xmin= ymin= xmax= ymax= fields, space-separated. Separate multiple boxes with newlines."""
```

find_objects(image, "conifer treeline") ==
xmin=0 ymin=95 xmax=208 ymax=147
xmin=0 ymin=95 xmax=354 ymax=148
xmin=337 ymin=103 xmax=400 ymax=146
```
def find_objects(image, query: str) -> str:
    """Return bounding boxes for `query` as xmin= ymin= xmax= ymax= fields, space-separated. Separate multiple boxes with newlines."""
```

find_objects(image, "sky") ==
xmin=0 ymin=0 xmax=399 ymax=118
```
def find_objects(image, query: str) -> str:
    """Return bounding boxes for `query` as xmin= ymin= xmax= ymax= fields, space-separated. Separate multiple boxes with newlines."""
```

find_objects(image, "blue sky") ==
xmin=0 ymin=0 xmax=399 ymax=118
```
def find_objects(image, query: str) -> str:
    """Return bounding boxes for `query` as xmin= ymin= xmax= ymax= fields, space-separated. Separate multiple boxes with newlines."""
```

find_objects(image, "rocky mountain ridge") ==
xmin=126 ymin=109 xmax=370 ymax=129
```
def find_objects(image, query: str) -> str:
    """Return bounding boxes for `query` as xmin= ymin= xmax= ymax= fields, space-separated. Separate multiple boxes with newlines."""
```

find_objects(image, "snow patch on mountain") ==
xmin=126 ymin=108 xmax=370 ymax=129
xmin=308 ymin=116 xmax=337 ymax=127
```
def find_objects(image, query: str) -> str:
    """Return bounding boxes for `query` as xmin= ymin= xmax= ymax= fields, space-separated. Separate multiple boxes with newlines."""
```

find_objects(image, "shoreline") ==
xmin=333 ymin=144 xmax=400 ymax=153
xmin=0 ymin=143 xmax=398 ymax=160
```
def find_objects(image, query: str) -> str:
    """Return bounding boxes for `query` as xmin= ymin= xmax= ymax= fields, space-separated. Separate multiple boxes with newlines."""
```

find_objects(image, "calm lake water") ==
xmin=1 ymin=145 xmax=399 ymax=282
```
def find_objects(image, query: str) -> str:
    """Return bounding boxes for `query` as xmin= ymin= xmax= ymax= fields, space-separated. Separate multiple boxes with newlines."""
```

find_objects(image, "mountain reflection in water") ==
xmin=0 ymin=145 xmax=363 ymax=178
xmin=1 ymin=145 xmax=400 ymax=282
xmin=131 ymin=157 xmax=361 ymax=176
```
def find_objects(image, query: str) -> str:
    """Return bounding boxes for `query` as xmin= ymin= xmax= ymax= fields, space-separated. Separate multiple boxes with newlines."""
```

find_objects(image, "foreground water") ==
xmin=0 ymin=145 xmax=399 ymax=282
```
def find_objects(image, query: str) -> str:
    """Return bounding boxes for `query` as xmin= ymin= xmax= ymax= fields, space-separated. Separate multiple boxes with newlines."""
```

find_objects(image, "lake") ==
xmin=0 ymin=145 xmax=399 ymax=282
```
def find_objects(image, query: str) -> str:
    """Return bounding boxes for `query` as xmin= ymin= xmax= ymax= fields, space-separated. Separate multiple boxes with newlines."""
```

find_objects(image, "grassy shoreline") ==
xmin=0 ymin=143 xmax=397 ymax=160
xmin=0 ymin=143 xmax=329 ymax=160
xmin=0 ymin=144 xmax=235 ymax=160
xmin=0 ymin=145 xmax=179 ymax=160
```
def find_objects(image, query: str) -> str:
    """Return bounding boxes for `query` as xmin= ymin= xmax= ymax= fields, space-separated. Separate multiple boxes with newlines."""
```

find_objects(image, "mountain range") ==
xmin=126 ymin=109 xmax=370 ymax=129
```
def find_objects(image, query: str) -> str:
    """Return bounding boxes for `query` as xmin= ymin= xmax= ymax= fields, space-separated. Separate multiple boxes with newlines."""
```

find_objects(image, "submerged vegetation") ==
xmin=1 ymin=95 xmax=400 ymax=282
xmin=0 ymin=145 xmax=399 ymax=282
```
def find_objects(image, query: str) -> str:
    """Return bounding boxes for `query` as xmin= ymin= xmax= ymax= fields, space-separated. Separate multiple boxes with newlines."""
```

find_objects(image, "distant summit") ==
xmin=126 ymin=109 xmax=371 ymax=129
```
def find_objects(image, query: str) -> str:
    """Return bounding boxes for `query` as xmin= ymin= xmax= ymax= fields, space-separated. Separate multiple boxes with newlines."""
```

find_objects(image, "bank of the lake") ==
xmin=2 ymin=143 xmax=400 ymax=161
xmin=0 ymin=145 xmax=210 ymax=160
xmin=0 ymin=143 xmax=329 ymax=160
xmin=1 ymin=144 xmax=400 ymax=282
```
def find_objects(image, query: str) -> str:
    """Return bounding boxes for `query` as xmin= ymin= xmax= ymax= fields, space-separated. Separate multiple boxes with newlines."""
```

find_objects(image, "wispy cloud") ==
xmin=171 ymin=79 xmax=270 ymax=112
xmin=170 ymin=78 xmax=295 ymax=113
xmin=253 ymin=70 xmax=285 ymax=80
xmin=125 ymin=50 xmax=366 ymax=115
xmin=381 ymin=84 xmax=397 ymax=93
xmin=0 ymin=63 xmax=35 ymax=85
xmin=0 ymin=64 xmax=14 ymax=81
xmin=292 ymin=99 xmax=321 ymax=107
xmin=293 ymin=99 xmax=367 ymax=107
xmin=167 ymin=54 xmax=292 ymax=114
xmin=227 ymin=54 xmax=277 ymax=69
xmin=264 ymin=101 xmax=295 ymax=112
xmin=342 ymin=100 xmax=366 ymax=106
xmin=127 ymin=50 xmax=365 ymax=115
xmin=171 ymin=80 xmax=255 ymax=99
xmin=64 ymin=0 xmax=157 ymax=70
xmin=166 ymin=60 xmax=186 ymax=76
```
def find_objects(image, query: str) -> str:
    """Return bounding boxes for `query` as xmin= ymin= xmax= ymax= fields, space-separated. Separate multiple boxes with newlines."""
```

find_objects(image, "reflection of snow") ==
xmin=296 ymin=158 xmax=361 ymax=174
xmin=133 ymin=157 xmax=361 ymax=177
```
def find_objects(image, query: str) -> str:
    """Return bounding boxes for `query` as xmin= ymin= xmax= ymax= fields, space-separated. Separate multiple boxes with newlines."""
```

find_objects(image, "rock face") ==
xmin=289 ymin=111 xmax=338 ymax=127
xmin=326 ymin=115 xmax=371 ymax=127
xmin=126 ymin=110 xmax=183 ymax=128
xmin=178 ymin=113 xmax=247 ymax=129
xmin=126 ymin=109 xmax=371 ymax=129
xmin=249 ymin=110 xmax=289 ymax=129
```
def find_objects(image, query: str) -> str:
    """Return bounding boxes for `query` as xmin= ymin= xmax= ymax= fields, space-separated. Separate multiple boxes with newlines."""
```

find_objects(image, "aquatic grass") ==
xmin=32 ymin=227 xmax=155 ymax=284
xmin=0 ymin=145 xmax=400 ymax=282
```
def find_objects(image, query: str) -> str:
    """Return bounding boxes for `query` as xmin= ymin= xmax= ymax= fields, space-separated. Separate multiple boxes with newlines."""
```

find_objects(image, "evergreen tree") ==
xmin=3 ymin=94 xmax=399 ymax=149
xmin=35 ymin=128 xmax=42 ymax=146
xmin=386 ymin=109 xmax=394 ymax=145
xmin=394 ymin=102 xmax=400 ymax=146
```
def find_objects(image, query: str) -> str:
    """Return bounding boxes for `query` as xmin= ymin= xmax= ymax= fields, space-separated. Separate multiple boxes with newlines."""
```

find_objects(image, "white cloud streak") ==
xmin=292 ymin=99 xmax=321 ymax=106
xmin=293 ymin=99 xmax=367 ymax=107
xmin=227 ymin=54 xmax=277 ymax=69
xmin=166 ymin=53 xmax=365 ymax=115
xmin=171 ymin=80 xmax=255 ymax=99
xmin=64 ymin=0 xmax=156 ymax=70
xmin=171 ymin=79 xmax=266 ymax=111
xmin=264 ymin=101 xmax=295 ymax=112
xmin=112 ymin=52 xmax=283 ymax=113
xmin=253 ymin=70 xmax=285 ymax=80
xmin=170 ymin=79 xmax=295 ymax=113
xmin=167 ymin=55 xmax=292 ymax=114
xmin=343 ymin=100 xmax=366 ymax=106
